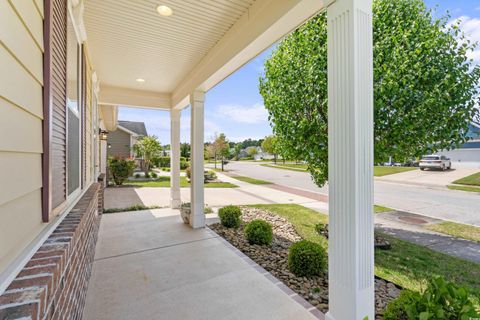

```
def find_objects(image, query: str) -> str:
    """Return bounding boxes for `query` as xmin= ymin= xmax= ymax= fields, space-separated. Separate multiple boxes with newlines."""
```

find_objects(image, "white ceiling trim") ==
xmin=99 ymin=85 xmax=171 ymax=109
xmin=172 ymin=0 xmax=332 ymax=108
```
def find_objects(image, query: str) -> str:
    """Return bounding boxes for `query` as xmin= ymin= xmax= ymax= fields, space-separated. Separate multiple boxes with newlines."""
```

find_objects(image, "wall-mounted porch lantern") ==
xmin=99 ymin=129 xmax=109 ymax=141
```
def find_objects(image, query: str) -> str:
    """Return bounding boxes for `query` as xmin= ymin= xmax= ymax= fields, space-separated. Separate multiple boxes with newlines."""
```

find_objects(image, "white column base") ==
xmin=170 ymin=198 xmax=181 ymax=209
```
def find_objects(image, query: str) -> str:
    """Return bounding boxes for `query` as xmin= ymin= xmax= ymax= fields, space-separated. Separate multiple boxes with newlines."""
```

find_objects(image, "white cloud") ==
xmin=448 ymin=16 xmax=480 ymax=64
xmin=216 ymin=103 xmax=268 ymax=124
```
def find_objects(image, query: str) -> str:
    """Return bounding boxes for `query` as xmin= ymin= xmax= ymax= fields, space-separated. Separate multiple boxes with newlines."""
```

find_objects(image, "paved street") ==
xmin=217 ymin=161 xmax=480 ymax=226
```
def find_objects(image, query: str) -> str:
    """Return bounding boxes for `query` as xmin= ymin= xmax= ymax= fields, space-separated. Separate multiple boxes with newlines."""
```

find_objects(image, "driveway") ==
xmin=375 ymin=167 xmax=479 ymax=187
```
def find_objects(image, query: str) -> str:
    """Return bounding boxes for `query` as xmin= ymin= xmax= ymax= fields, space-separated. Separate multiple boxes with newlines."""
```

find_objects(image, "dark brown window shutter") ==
xmin=81 ymin=45 xmax=87 ymax=188
xmin=43 ymin=0 xmax=67 ymax=222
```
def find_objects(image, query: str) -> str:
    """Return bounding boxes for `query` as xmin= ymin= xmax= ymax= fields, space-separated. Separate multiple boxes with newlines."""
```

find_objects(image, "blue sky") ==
xmin=119 ymin=0 xmax=480 ymax=145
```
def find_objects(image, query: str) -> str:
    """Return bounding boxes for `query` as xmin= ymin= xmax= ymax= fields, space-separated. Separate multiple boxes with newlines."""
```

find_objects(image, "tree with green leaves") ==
xmin=261 ymin=135 xmax=279 ymax=163
xmin=233 ymin=143 xmax=243 ymax=160
xmin=259 ymin=0 xmax=480 ymax=187
xmin=215 ymin=133 xmax=230 ymax=171
xmin=246 ymin=146 xmax=258 ymax=158
xmin=180 ymin=142 xmax=190 ymax=159
xmin=133 ymin=135 xmax=162 ymax=176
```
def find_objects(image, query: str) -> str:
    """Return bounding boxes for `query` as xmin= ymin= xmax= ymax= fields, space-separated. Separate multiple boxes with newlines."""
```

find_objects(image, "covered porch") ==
xmin=85 ymin=0 xmax=374 ymax=318
xmin=82 ymin=208 xmax=320 ymax=319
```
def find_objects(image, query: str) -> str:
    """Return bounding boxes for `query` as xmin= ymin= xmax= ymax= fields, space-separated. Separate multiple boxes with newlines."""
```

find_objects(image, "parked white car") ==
xmin=419 ymin=155 xmax=451 ymax=171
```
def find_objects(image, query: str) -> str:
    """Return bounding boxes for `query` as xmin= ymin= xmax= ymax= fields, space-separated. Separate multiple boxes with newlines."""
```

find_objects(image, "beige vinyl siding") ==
xmin=107 ymin=129 xmax=132 ymax=158
xmin=0 ymin=0 xmax=45 ymax=276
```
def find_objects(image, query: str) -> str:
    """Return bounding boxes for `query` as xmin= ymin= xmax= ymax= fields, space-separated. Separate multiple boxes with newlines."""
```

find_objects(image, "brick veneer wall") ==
xmin=97 ymin=174 xmax=105 ymax=215
xmin=0 ymin=183 xmax=102 ymax=320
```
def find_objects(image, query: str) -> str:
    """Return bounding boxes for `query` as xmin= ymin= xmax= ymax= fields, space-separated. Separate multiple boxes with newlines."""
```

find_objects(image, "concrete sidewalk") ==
xmin=83 ymin=209 xmax=320 ymax=320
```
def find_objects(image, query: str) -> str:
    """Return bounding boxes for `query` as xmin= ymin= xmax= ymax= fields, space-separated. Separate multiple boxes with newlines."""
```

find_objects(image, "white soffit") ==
xmin=83 ymin=0 xmax=256 ymax=93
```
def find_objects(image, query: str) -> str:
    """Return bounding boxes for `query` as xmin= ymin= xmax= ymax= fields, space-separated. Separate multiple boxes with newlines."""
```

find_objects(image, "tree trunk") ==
xmin=221 ymin=157 xmax=224 ymax=171
xmin=274 ymin=154 xmax=277 ymax=164
xmin=214 ymin=152 xmax=217 ymax=169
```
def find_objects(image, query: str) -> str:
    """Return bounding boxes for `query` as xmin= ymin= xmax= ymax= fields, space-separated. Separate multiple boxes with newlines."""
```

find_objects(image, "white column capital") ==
xmin=171 ymin=108 xmax=181 ymax=121
xmin=327 ymin=0 xmax=374 ymax=319
xmin=190 ymin=90 xmax=205 ymax=103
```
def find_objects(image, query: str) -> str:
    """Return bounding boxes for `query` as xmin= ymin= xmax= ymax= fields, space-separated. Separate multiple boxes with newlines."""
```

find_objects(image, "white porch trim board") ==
xmin=189 ymin=91 xmax=206 ymax=228
xmin=170 ymin=109 xmax=181 ymax=209
xmin=326 ymin=0 xmax=375 ymax=319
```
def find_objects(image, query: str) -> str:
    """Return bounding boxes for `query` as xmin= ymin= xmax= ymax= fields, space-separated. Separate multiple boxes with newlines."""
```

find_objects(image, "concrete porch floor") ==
xmin=82 ymin=208 xmax=320 ymax=320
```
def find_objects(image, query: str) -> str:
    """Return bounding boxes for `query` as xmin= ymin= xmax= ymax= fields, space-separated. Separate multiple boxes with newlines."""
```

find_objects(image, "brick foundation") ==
xmin=0 ymin=183 xmax=102 ymax=320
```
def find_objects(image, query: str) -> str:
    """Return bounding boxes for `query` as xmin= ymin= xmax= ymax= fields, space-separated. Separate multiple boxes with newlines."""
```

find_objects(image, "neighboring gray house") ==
xmin=107 ymin=121 xmax=148 ymax=158
xmin=439 ymin=122 xmax=480 ymax=167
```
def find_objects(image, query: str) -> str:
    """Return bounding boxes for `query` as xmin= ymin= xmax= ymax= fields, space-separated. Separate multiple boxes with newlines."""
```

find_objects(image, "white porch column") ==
xmin=170 ymin=109 xmax=181 ymax=209
xmin=326 ymin=0 xmax=374 ymax=319
xmin=189 ymin=91 xmax=206 ymax=228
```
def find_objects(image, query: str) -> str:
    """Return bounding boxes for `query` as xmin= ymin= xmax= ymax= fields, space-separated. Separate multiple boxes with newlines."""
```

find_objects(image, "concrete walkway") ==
xmin=83 ymin=209 xmax=320 ymax=320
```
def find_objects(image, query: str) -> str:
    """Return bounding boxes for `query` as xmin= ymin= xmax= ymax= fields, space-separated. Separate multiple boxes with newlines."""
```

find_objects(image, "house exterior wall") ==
xmin=107 ymin=129 xmax=132 ymax=158
xmin=0 ymin=183 xmax=102 ymax=320
xmin=0 ymin=4 xmax=103 ymax=319
xmin=0 ymin=0 xmax=46 ymax=280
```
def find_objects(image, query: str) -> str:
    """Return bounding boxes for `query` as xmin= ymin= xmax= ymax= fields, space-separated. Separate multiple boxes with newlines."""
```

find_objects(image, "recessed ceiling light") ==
xmin=157 ymin=5 xmax=173 ymax=16
xmin=136 ymin=78 xmax=145 ymax=83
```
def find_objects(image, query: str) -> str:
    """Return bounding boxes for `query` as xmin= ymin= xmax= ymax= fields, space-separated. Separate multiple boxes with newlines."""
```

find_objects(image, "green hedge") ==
xmin=244 ymin=220 xmax=273 ymax=245
xmin=218 ymin=205 xmax=242 ymax=228
xmin=288 ymin=240 xmax=326 ymax=277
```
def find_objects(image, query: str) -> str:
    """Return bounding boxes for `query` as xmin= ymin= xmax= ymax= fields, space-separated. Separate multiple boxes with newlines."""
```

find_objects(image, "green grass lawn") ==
xmin=447 ymin=185 xmax=480 ymax=193
xmin=425 ymin=221 xmax=480 ymax=243
xmin=125 ymin=176 xmax=238 ymax=188
xmin=247 ymin=204 xmax=328 ymax=246
xmin=375 ymin=233 xmax=480 ymax=293
xmin=374 ymin=205 xmax=395 ymax=213
xmin=452 ymin=172 xmax=480 ymax=186
xmin=261 ymin=163 xmax=308 ymax=172
xmin=374 ymin=166 xmax=417 ymax=177
xmin=230 ymin=176 xmax=272 ymax=185
xmin=247 ymin=203 xmax=480 ymax=294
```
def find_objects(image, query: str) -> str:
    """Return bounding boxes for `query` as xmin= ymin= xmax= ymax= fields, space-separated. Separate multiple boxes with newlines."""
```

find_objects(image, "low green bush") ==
xmin=108 ymin=157 xmax=136 ymax=186
xmin=218 ymin=205 xmax=242 ymax=228
xmin=153 ymin=156 xmax=170 ymax=168
xmin=180 ymin=160 xmax=189 ymax=170
xmin=384 ymin=290 xmax=417 ymax=320
xmin=384 ymin=277 xmax=480 ymax=320
xmin=288 ymin=240 xmax=327 ymax=277
xmin=150 ymin=171 xmax=158 ymax=178
xmin=315 ymin=222 xmax=328 ymax=238
xmin=204 ymin=170 xmax=217 ymax=182
xmin=244 ymin=220 xmax=273 ymax=245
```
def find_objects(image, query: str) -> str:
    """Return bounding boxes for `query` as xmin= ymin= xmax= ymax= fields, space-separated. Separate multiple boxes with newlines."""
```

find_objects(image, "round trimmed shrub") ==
xmin=288 ymin=240 xmax=327 ymax=277
xmin=244 ymin=220 xmax=273 ymax=245
xmin=383 ymin=290 xmax=417 ymax=320
xmin=218 ymin=205 xmax=242 ymax=228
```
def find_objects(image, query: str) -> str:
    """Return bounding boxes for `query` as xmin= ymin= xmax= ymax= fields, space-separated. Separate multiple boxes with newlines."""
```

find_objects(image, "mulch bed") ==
xmin=209 ymin=207 xmax=400 ymax=319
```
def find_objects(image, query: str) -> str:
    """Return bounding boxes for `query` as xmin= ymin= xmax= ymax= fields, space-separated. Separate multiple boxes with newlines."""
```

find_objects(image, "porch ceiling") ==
xmin=84 ymin=0 xmax=254 ymax=94
xmin=83 ymin=0 xmax=329 ymax=109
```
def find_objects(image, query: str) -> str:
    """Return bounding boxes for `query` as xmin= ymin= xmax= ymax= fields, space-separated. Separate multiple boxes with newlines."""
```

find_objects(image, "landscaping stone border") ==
xmin=205 ymin=227 xmax=325 ymax=319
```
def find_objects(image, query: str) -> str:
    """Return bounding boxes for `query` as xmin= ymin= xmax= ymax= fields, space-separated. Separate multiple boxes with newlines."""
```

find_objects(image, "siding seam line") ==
xmin=0 ymin=95 xmax=44 ymax=121
xmin=0 ymin=41 xmax=43 ymax=87
xmin=7 ymin=0 xmax=44 ymax=53
xmin=32 ymin=0 xmax=44 ymax=19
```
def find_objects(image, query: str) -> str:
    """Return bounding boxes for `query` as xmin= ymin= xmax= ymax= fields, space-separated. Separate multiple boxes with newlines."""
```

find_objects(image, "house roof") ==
xmin=118 ymin=121 xmax=148 ymax=136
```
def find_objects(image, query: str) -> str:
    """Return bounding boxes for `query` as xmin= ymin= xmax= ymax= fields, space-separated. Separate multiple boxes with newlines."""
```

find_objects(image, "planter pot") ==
xmin=180 ymin=206 xmax=191 ymax=224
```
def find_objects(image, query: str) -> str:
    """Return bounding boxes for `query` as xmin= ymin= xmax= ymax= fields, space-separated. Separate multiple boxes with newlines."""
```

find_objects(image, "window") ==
xmin=66 ymin=12 xmax=81 ymax=196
